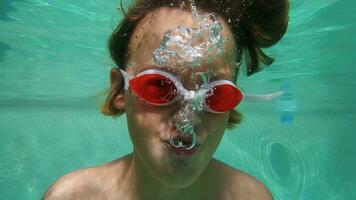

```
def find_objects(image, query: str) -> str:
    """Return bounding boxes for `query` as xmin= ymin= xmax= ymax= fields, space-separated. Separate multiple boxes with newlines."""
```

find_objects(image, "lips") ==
xmin=165 ymin=141 xmax=201 ymax=156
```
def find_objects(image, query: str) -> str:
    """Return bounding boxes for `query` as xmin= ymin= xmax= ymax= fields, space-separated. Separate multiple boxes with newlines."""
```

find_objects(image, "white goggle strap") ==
xmin=206 ymin=80 xmax=284 ymax=103
xmin=119 ymin=69 xmax=130 ymax=90
xmin=242 ymin=91 xmax=285 ymax=102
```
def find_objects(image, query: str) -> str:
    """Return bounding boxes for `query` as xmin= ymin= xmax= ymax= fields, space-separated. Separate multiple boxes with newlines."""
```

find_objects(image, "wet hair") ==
xmin=102 ymin=0 xmax=289 ymax=129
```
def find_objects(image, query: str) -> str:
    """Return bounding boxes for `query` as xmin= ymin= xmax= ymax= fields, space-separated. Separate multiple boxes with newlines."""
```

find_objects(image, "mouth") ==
xmin=162 ymin=135 xmax=202 ymax=156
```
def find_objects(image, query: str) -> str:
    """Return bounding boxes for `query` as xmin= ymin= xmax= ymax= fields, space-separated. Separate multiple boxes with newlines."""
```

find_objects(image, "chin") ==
xmin=142 ymin=137 xmax=209 ymax=187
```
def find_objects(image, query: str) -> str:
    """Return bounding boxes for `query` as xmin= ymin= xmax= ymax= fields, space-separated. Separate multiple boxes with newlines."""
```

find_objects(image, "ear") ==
xmin=110 ymin=68 xmax=125 ymax=110
xmin=113 ymin=93 xmax=125 ymax=110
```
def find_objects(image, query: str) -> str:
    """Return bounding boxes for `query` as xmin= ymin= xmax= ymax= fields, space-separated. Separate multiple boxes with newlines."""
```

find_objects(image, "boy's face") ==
xmin=120 ymin=8 xmax=237 ymax=187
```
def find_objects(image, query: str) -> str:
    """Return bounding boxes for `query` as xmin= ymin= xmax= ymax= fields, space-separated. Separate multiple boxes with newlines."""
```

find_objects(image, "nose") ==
xmin=181 ymin=89 xmax=205 ymax=112
xmin=172 ymin=103 xmax=202 ymax=135
xmin=183 ymin=80 xmax=202 ymax=91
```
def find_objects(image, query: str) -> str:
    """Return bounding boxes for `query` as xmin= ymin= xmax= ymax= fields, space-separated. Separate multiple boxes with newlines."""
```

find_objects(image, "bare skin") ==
xmin=42 ymin=8 xmax=273 ymax=200
xmin=42 ymin=155 xmax=272 ymax=200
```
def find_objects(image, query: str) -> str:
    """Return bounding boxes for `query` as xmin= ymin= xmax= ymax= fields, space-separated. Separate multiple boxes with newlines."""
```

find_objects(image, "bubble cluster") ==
xmin=152 ymin=12 xmax=225 ymax=70
xmin=171 ymin=102 xmax=202 ymax=135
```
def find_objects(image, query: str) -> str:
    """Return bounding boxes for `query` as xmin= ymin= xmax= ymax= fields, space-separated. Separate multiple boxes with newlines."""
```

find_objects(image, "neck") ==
xmin=120 ymin=152 xmax=211 ymax=200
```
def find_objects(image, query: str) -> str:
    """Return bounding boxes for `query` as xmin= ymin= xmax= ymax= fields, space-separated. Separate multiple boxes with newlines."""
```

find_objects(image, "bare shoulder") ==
xmin=41 ymin=167 xmax=92 ymax=200
xmin=42 ymin=155 xmax=131 ymax=200
xmin=211 ymin=159 xmax=273 ymax=200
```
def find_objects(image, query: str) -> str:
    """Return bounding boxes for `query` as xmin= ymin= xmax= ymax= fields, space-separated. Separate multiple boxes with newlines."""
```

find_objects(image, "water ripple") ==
xmin=247 ymin=128 xmax=307 ymax=199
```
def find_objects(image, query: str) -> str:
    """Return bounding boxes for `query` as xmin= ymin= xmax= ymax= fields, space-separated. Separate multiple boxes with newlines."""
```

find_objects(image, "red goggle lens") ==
xmin=205 ymin=84 xmax=243 ymax=112
xmin=129 ymin=74 xmax=177 ymax=105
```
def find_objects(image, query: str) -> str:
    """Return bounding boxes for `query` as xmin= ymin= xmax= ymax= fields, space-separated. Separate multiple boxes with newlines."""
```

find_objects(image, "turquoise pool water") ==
xmin=1 ymin=0 xmax=356 ymax=199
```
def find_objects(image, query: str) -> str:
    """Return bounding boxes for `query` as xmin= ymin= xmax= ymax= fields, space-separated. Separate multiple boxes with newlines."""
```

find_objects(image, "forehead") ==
xmin=126 ymin=7 xmax=237 ymax=81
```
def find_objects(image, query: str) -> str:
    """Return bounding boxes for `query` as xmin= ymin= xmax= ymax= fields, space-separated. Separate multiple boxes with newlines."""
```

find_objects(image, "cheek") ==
xmin=125 ymin=91 xmax=175 ymax=138
xmin=196 ymin=113 xmax=229 ymax=157
xmin=125 ymin=93 xmax=169 ymax=159
xmin=199 ymin=113 xmax=229 ymax=143
xmin=201 ymin=112 xmax=229 ymax=131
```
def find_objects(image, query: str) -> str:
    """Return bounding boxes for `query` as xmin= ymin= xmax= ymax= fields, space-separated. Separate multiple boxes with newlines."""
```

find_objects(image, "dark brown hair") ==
xmin=101 ymin=0 xmax=289 ymax=129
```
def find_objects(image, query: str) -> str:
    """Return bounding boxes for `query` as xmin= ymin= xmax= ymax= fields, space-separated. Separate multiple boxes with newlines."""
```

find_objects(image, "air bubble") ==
xmin=152 ymin=12 xmax=225 ymax=69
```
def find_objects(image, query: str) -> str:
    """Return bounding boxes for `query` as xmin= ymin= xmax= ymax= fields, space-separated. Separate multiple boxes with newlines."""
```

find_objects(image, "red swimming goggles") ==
xmin=120 ymin=68 xmax=243 ymax=113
